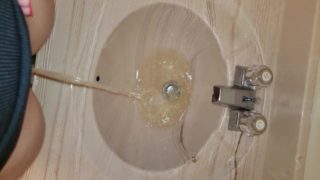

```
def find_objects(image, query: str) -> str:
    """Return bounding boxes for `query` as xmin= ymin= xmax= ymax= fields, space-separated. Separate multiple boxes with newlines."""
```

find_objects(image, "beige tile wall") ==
xmin=304 ymin=55 xmax=320 ymax=180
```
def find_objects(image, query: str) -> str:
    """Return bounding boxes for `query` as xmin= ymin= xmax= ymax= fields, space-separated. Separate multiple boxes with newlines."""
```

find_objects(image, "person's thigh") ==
xmin=0 ymin=91 xmax=45 ymax=180
xmin=0 ymin=0 xmax=53 ymax=178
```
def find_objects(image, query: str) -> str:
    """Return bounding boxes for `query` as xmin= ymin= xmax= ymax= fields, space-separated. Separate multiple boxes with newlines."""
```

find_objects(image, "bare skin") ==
xmin=0 ymin=91 xmax=45 ymax=180
xmin=26 ymin=0 xmax=55 ymax=54
xmin=0 ymin=0 xmax=54 ymax=179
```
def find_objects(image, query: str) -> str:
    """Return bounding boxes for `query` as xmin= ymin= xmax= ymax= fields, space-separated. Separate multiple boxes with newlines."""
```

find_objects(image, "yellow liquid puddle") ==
xmin=136 ymin=50 xmax=192 ymax=127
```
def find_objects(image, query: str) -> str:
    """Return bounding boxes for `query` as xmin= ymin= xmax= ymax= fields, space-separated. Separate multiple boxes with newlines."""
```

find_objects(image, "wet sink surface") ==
xmin=93 ymin=4 xmax=228 ymax=170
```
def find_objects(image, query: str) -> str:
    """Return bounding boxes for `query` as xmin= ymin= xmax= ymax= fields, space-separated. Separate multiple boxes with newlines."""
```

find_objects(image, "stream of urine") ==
xmin=33 ymin=49 xmax=192 ymax=128
xmin=32 ymin=68 xmax=142 ymax=99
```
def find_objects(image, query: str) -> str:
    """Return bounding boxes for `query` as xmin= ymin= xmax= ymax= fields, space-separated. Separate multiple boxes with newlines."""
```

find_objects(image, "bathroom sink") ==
xmin=93 ymin=4 xmax=227 ymax=171
xmin=93 ymin=3 xmax=261 ymax=171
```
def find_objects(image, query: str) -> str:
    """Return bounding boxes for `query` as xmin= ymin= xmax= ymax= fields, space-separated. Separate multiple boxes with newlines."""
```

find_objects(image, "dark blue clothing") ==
xmin=0 ymin=0 xmax=32 ymax=169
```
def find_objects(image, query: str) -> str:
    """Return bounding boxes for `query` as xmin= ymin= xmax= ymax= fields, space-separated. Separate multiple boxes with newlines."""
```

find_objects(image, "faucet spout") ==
xmin=212 ymin=86 xmax=256 ymax=111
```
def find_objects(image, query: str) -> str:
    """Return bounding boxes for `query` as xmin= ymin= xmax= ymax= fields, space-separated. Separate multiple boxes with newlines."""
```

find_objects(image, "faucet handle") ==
xmin=229 ymin=110 xmax=267 ymax=136
xmin=245 ymin=65 xmax=273 ymax=88
xmin=239 ymin=111 xmax=267 ymax=136
xmin=234 ymin=65 xmax=273 ymax=89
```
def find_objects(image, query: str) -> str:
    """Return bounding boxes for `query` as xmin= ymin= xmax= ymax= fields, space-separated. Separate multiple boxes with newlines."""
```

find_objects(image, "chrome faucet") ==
xmin=212 ymin=86 xmax=256 ymax=110
xmin=212 ymin=65 xmax=273 ymax=136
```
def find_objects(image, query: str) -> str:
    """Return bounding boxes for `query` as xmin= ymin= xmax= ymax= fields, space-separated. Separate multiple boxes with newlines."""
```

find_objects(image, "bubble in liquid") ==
xmin=136 ymin=49 xmax=192 ymax=127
